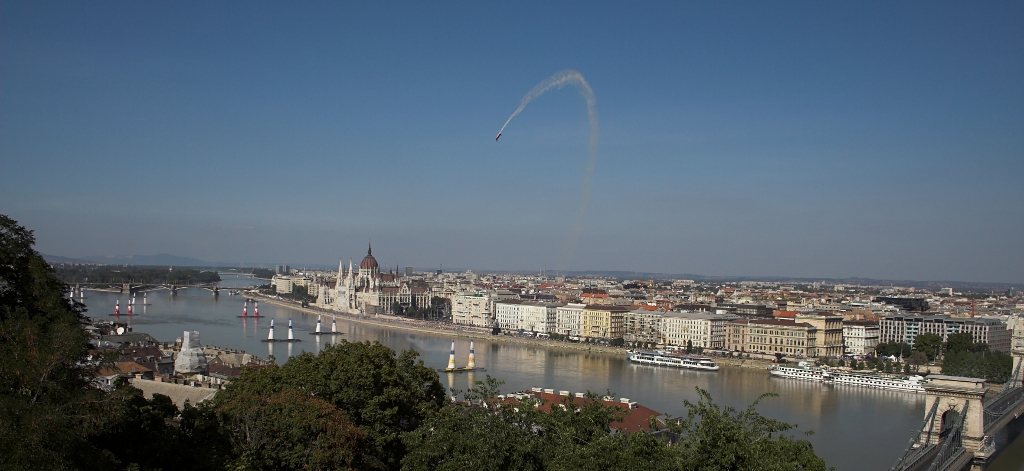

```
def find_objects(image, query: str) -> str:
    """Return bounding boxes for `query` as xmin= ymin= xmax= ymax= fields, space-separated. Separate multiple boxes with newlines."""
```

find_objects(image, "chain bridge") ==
xmin=890 ymin=328 xmax=1024 ymax=471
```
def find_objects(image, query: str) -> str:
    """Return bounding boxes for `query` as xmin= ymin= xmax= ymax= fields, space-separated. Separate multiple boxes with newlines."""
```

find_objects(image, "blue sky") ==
xmin=2 ymin=1 xmax=1022 ymax=282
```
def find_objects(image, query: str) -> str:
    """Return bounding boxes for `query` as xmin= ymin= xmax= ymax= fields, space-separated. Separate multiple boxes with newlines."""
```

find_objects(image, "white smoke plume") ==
xmin=496 ymin=69 xmax=598 ymax=269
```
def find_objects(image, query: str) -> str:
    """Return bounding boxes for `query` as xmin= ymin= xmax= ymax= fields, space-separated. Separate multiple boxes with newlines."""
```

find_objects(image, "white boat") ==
xmin=830 ymin=371 xmax=925 ymax=392
xmin=626 ymin=350 xmax=719 ymax=371
xmin=767 ymin=362 xmax=832 ymax=382
xmin=768 ymin=361 xmax=925 ymax=392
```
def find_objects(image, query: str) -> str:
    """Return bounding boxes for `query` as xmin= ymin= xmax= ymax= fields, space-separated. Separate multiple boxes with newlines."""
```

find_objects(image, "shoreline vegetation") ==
xmin=54 ymin=264 xmax=222 ymax=285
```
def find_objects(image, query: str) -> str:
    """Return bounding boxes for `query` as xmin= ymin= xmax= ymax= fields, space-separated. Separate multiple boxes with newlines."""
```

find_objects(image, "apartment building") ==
xmin=452 ymin=293 xmax=494 ymax=327
xmin=842 ymin=320 xmax=880 ymax=356
xmin=494 ymin=301 xmax=562 ymax=334
xmin=581 ymin=305 xmax=629 ymax=339
xmin=726 ymin=318 xmax=818 ymax=357
xmin=880 ymin=314 xmax=1011 ymax=352
xmin=623 ymin=308 xmax=666 ymax=344
xmin=556 ymin=303 xmax=586 ymax=338
xmin=795 ymin=313 xmax=845 ymax=357
xmin=661 ymin=311 xmax=736 ymax=349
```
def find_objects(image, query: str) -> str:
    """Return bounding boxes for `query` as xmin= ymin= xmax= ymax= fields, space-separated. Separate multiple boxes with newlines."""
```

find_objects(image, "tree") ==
xmin=906 ymin=351 xmax=929 ymax=370
xmin=912 ymin=333 xmax=943 ymax=360
xmin=945 ymin=332 xmax=987 ymax=354
xmin=0 ymin=215 xmax=227 ymax=470
xmin=686 ymin=340 xmax=693 ymax=354
xmin=942 ymin=350 xmax=1012 ymax=382
xmin=875 ymin=342 xmax=913 ymax=358
xmin=0 ymin=215 xmax=112 ymax=468
xmin=215 ymin=340 xmax=446 ymax=470
xmin=666 ymin=387 xmax=833 ymax=471
xmin=216 ymin=388 xmax=369 ymax=470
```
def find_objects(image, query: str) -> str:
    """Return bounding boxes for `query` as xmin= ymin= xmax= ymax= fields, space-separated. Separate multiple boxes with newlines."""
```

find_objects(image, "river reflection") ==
xmin=82 ymin=276 xmax=938 ymax=470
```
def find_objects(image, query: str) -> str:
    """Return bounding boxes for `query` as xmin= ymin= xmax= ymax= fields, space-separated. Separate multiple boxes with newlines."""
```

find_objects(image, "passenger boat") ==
xmin=767 ymin=362 xmax=832 ymax=382
xmin=626 ymin=350 xmax=719 ymax=371
xmin=830 ymin=371 xmax=925 ymax=392
xmin=768 ymin=362 xmax=926 ymax=392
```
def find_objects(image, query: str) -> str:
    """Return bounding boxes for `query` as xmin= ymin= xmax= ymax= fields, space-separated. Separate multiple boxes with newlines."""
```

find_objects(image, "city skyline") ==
xmin=2 ymin=2 xmax=1022 ymax=283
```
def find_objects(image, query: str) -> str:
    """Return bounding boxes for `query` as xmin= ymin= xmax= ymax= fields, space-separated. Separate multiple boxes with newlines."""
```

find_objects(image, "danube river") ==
xmin=82 ymin=274 xmax=1024 ymax=471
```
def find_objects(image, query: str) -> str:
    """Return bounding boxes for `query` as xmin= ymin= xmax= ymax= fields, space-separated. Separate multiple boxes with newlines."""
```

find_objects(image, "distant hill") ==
xmin=78 ymin=253 xmax=215 ymax=267
xmin=42 ymin=254 xmax=95 ymax=265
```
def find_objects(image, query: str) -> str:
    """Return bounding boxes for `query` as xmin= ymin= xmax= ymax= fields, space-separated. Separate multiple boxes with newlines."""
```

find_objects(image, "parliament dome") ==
xmin=360 ymin=244 xmax=379 ymax=270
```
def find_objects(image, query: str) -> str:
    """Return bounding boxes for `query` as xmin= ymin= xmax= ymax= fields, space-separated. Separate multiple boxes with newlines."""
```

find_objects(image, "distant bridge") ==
xmin=889 ymin=333 xmax=1024 ymax=471
xmin=74 ymin=282 xmax=258 ymax=297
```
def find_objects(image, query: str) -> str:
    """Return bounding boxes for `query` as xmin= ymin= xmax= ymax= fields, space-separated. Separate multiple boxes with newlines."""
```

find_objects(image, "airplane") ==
xmin=495 ymin=133 xmax=501 ymax=141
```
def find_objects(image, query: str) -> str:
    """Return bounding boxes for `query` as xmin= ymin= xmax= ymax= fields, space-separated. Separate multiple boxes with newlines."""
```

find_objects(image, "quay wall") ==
xmin=250 ymin=293 xmax=773 ymax=371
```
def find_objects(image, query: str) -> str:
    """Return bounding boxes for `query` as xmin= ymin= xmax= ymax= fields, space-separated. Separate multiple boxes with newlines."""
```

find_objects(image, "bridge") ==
xmin=890 ymin=328 xmax=1024 ymax=471
xmin=74 ymin=281 xmax=257 ymax=297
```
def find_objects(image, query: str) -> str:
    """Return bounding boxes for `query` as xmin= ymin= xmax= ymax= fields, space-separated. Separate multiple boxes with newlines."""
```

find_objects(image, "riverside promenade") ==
xmin=249 ymin=292 xmax=773 ymax=371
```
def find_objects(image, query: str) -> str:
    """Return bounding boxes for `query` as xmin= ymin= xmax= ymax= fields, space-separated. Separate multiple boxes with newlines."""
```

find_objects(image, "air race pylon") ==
xmin=447 ymin=341 xmax=457 ymax=370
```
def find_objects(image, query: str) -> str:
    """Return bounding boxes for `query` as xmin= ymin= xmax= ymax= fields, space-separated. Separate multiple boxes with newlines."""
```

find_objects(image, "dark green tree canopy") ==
xmin=912 ymin=333 xmax=944 ymax=360
xmin=214 ymin=339 xmax=447 ymax=470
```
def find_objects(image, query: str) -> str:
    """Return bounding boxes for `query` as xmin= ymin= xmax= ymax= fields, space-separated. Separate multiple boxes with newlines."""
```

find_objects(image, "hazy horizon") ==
xmin=3 ymin=2 xmax=1022 ymax=284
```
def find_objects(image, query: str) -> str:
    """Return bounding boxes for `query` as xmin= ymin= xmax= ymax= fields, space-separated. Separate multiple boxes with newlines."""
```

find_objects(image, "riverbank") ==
xmin=249 ymin=293 xmax=775 ymax=371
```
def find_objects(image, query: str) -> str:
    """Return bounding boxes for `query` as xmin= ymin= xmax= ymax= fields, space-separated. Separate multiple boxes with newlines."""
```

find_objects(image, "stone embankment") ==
xmin=251 ymin=293 xmax=773 ymax=371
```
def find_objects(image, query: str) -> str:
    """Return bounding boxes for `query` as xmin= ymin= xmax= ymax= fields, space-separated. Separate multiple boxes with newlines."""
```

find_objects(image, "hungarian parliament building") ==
xmin=316 ymin=244 xmax=432 ymax=315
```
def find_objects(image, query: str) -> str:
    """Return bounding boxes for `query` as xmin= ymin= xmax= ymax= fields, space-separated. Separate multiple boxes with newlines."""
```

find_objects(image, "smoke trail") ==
xmin=496 ymin=70 xmax=597 ymax=270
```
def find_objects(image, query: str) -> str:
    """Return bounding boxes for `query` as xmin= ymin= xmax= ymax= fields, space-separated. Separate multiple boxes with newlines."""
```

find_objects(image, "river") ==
xmin=81 ymin=274 xmax=1024 ymax=470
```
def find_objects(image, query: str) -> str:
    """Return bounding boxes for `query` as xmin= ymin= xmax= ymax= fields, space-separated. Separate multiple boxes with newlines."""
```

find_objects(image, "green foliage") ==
xmin=667 ymin=387 xmax=833 ymax=471
xmin=216 ymin=388 xmax=369 ymax=470
xmin=941 ymin=351 xmax=1012 ymax=382
xmin=214 ymin=340 xmax=446 ymax=470
xmin=911 ymin=333 xmax=943 ymax=360
xmin=0 ymin=215 xmax=105 ymax=469
xmin=53 ymin=264 xmax=221 ymax=285
xmin=944 ymin=332 xmax=988 ymax=354
xmin=906 ymin=351 xmax=929 ymax=366
xmin=250 ymin=268 xmax=276 ymax=279
xmin=405 ymin=381 xmax=832 ymax=471
xmin=875 ymin=342 xmax=913 ymax=358
xmin=1 ymin=215 xmax=229 ymax=470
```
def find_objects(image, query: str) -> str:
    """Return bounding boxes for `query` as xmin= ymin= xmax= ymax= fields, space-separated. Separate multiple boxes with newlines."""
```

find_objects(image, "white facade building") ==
xmin=556 ymin=303 xmax=586 ymax=338
xmin=495 ymin=301 xmax=562 ymax=333
xmin=452 ymin=293 xmax=494 ymax=327
xmin=842 ymin=321 xmax=880 ymax=356
xmin=661 ymin=312 xmax=735 ymax=349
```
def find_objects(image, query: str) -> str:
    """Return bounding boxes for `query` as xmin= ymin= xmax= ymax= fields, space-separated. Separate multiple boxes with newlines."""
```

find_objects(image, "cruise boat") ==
xmin=768 ymin=362 xmax=926 ymax=392
xmin=767 ymin=362 xmax=832 ymax=382
xmin=626 ymin=350 xmax=720 ymax=371
xmin=830 ymin=371 xmax=926 ymax=392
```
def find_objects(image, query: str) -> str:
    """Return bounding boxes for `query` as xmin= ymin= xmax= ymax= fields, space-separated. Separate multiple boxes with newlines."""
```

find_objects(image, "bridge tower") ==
xmin=1011 ymin=325 xmax=1024 ymax=389
xmin=920 ymin=376 xmax=987 ymax=451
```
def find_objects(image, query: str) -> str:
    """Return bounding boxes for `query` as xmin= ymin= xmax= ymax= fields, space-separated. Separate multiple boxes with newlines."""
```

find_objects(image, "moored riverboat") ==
xmin=767 ymin=362 xmax=832 ymax=382
xmin=830 ymin=371 xmax=926 ymax=392
xmin=768 ymin=362 xmax=926 ymax=392
xmin=626 ymin=350 xmax=719 ymax=371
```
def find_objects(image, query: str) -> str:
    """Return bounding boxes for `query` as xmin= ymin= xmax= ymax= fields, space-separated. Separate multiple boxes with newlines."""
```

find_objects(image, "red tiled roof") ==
xmin=503 ymin=391 xmax=661 ymax=432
